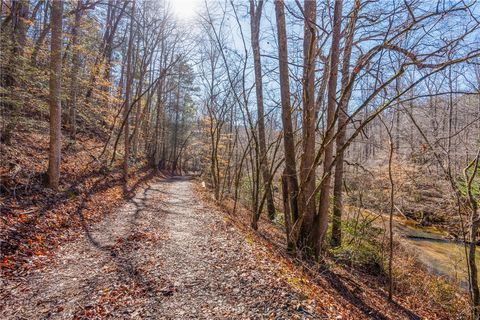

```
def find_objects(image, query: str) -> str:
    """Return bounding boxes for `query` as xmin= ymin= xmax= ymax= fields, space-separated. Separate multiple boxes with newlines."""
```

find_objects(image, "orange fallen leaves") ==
xmin=1 ymin=131 xmax=156 ymax=278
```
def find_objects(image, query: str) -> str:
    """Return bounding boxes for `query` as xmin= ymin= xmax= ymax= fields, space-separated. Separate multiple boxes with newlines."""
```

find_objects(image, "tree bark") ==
xmin=68 ymin=1 xmax=84 ymax=139
xmin=12 ymin=0 xmax=29 ymax=56
xmin=85 ymin=0 xmax=129 ymax=101
xmin=47 ymin=0 xmax=63 ymax=190
xmin=123 ymin=1 xmax=135 ymax=181
xmin=469 ymin=216 xmax=480 ymax=319
xmin=331 ymin=0 xmax=360 ymax=248
xmin=249 ymin=0 xmax=276 ymax=221
xmin=465 ymin=151 xmax=480 ymax=318
xmin=154 ymin=78 xmax=164 ymax=170
xmin=317 ymin=0 xmax=343 ymax=256
xmin=3 ymin=0 xmax=29 ymax=87
xmin=297 ymin=0 xmax=317 ymax=252
xmin=31 ymin=23 xmax=50 ymax=65
xmin=274 ymin=0 xmax=299 ymax=248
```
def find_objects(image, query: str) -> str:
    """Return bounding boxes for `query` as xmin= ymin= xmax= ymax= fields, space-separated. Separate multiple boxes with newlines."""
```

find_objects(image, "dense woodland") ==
xmin=1 ymin=0 xmax=480 ymax=319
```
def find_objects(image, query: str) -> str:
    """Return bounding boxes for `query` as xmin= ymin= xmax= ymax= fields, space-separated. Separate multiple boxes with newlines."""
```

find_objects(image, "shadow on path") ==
xmin=75 ymin=176 xmax=169 ymax=314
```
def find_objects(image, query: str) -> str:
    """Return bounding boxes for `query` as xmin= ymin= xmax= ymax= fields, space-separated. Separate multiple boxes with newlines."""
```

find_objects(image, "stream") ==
xmin=395 ymin=221 xmax=476 ymax=289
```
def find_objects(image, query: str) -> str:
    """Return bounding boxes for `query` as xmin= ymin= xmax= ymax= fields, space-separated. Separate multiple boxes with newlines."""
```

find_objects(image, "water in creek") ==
xmin=395 ymin=222 xmax=477 ymax=289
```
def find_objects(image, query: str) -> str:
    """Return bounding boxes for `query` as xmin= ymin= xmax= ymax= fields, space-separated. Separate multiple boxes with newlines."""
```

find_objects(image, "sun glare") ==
xmin=170 ymin=0 xmax=200 ymax=21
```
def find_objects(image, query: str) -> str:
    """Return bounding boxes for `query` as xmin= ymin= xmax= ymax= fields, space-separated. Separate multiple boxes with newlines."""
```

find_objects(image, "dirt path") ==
xmin=2 ymin=177 xmax=318 ymax=319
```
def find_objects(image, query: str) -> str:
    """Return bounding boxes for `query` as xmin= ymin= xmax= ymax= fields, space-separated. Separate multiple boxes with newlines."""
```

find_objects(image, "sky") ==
xmin=169 ymin=0 xmax=202 ymax=21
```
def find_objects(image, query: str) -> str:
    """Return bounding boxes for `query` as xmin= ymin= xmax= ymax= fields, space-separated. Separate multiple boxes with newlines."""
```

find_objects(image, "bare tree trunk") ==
xmin=297 ymin=0 xmax=317 ymax=252
xmin=331 ymin=0 xmax=360 ymax=248
xmin=47 ymin=0 xmax=63 ymax=190
xmin=132 ymin=70 xmax=143 ymax=159
xmin=469 ymin=216 xmax=480 ymax=320
xmin=123 ymin=1 xmax=135 ymax=181
xmin=465 ymin=150 xmax=480 ymax=318
xmin=85 ymin=0 xmax=128 ymax=102
xmin=281 ymin=169 xmax=293 ymax=248
xmin=380 ymin=116 xmax=396 ymax=301
xmin=132 ymin=23 xmax=144 ymax=160
xmin=275 ymin=0 xmax=299 ymax=249
xmin=171 ymin=73 xmax=181 ymax=174
xmin=316 ymin=0 xmax=343 ymax=256
xmin=249 ymin=0 xmax=276 ymax=221
xmin=12 ymin=0 xmax=29 ymax=56
xmin=67 ymin=1 xmax=84 ymax=139
xmin=387 ymin=130 xmax=395 ymax=301
xmin=3 ymin=0 xmax=29 ymax=87
xmin=154 ymin=78 xmax=164 ymax=170
xmin=31 ymin=23 xmax=50 ymax=65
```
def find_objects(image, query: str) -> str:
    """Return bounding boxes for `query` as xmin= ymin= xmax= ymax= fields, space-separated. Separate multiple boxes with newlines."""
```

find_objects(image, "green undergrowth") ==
xmin=329 ymin=217 xmax=385 ymax=275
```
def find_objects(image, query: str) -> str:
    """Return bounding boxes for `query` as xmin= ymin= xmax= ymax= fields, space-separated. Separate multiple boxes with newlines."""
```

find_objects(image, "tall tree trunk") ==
xmin=275 ymin=0 xmax=299 ymax=249
xmin=31 ymin=23 xmax=50 ymax=65
xmin=331 ymin=0 xmax=359 ymax=248
xmin=133 ymin=51 xmax=151 ymax=159
xmin=465 ymin=151 xmax=480 ymax=319
xmin=85 ymin=0 xmax=128 ymax=102
xmin=249 ymin=0 xmax=276 ymax=222
xmin=297 ymin=0 xmax=317 ymax=252
xmin=12 ymin=0 xmax=29 ymax=56
xmin=47 ymin=0 xmax=63 ymax=190
xmin=154 ymin=79 xmax=164 ymax=170
xmin=380 ymin=118 xmax=396 ymax=301
xmin=171 ymin=72 xmax=181 ymax=174
xmin=123 ymin=1 xmax=135 ymax=181
xmin=469 ymin=214 xmax=480 ymax=320
xmin=281 ymin=168 xmax=293 ymax=248
xmin=68 ymin=1 xmax=84 ymax=139
xmin=132 ymin=73 xmax=143 ymax=159
xmin=3 ymin=0 xmax=29 ymax=87
xmin=317 ymin=0 xmax=343 ymax=256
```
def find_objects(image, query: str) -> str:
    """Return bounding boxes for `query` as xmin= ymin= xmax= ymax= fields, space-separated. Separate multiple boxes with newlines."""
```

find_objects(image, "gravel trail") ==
xmin=2 ymin=177 xmax=317 ymax=319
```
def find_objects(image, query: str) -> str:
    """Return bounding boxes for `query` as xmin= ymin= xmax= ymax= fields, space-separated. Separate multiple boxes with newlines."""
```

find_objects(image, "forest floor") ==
xmin=1 ymin=175 xmax=462 ymax=319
